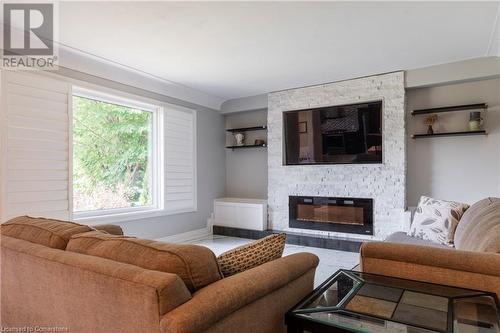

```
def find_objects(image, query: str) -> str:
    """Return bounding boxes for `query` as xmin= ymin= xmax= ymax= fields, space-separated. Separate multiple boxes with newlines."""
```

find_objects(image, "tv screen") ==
xmin=284 ymin=101 xmax=382 ymax=165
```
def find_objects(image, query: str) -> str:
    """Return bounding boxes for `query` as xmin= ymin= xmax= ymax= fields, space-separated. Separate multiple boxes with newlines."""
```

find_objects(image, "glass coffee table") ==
xmin=286 ymin=270 xmax=500 ymax=333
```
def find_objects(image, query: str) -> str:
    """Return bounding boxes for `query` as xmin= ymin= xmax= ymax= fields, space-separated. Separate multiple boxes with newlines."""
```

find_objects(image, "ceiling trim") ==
xmin=486 ymin=3 xmax=500 ymax=56
xmin=220 ymin=57 xmax=500 ymax=114
xmin=57 ymin=44 xmax=225 ymax=110
xmin=220 ymin=94 xmax=268 ymax=114
xmin=406 ymin=56 xmax=500 ymax=89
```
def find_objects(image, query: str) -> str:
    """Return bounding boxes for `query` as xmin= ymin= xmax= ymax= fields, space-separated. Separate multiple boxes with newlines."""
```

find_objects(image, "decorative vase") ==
xmin=234 ymin=133 xmax=245 ymax=146
xmin=469 ymin=112 xmax=483 ymax=131
xmin=423 ymin=114 xmax=438 ymax=135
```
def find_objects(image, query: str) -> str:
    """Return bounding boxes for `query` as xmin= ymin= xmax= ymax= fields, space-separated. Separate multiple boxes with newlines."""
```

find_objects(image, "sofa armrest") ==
xmin=360 ymin=242 xmax=500 ymax=295
xmin=160 ymin=252 xmax=319 ymax=333
xmin=93 ymin=223 xmax=124 ymax=235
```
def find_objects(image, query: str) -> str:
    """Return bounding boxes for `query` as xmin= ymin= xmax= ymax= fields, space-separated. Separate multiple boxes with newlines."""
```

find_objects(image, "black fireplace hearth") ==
xmin=289 ymin=196 xmax=373 ymax=235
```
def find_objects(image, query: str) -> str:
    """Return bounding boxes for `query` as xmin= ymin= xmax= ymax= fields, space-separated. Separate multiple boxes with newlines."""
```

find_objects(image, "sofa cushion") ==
xmin=408 ymin=196 xmax=469 ymax=245
xmin=93 ymin=224 xmax=123 ymax=235
xmin=0 ymin=216 xmax=93 ymax=249
xmin=385 ymin=232 xmax=449 ymax=249
xmin=217 ymin=233 xmax=286 ymax=277
xmin=454 ymin=197 xmax=500 ymax=253
xmin=66 ymin=231 xmax=222 ymax=291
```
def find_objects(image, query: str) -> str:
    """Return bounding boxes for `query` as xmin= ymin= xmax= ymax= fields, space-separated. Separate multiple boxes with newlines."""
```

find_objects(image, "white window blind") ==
xmin=0 ymin=71 xmax=197 ymax=223
xmin=0 ymin=71 xmax=71 ymax=222
xmin=164 ymin=105 xmax=197 ymax=213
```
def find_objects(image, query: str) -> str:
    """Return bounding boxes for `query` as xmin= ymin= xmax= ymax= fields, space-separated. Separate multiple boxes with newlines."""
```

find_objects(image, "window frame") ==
xmin=70 ymin=86 xmax=165 ymax=223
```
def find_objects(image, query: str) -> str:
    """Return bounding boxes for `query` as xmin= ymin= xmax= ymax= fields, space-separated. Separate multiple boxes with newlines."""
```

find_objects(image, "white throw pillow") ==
xmin=408 ymin=196 xmax=469 ymax=245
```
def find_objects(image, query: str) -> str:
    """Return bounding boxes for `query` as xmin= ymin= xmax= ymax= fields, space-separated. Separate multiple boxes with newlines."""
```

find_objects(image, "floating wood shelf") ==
xmin=226 ymin=126 xmax=267 ymax=132
xmin=226 ymin=144 xmax=267 ymax=149
xmin=412 ymin=130 xmax=487 ymax=139
xmin=411 ymin=103 xmax=487 ymax=115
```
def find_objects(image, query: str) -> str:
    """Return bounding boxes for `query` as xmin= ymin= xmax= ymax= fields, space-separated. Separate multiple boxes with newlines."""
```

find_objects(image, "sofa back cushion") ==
xmin=1 ymin=235 xmax=192 ymax=329
xmin=66 ymin=231 xmax=222 ymax=291
xmin=0 ymin=216 xmax=93 ymax=249
xmin=454 ymin=197 xmax=500 ymax=253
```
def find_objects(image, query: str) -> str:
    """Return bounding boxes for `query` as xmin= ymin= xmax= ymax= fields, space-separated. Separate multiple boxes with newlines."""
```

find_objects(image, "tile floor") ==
xmin=185 ymin=235 xmax=359 ymax=287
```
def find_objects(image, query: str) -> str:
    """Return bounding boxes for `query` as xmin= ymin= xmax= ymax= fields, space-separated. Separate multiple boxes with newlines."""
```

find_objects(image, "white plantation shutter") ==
xmin=164 ymin=105 xmax=197 ymax=213
xmin=0 ymin=71 xmax=71 ymax=222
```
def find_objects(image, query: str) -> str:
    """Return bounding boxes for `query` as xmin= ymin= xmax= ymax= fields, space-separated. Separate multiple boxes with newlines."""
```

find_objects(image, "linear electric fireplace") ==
xmin=289 ymin=196 xmax=373 ymax=235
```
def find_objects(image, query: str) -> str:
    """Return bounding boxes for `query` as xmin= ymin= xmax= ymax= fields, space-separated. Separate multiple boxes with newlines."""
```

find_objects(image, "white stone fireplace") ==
xmin=267 ymin=71 xmax=406 ymax=241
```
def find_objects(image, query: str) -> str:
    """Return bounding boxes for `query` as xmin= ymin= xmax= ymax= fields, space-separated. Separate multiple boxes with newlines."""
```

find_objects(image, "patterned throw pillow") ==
xmin=217 ymin=233 xmax=286 ymax=277
xmin=408 ymin=196 xmax=469 ymax=245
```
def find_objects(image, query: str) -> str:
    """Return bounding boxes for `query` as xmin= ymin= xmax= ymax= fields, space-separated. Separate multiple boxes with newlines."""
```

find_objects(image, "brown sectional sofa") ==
xmin=1 ymin=216 xmax=319 ymax=333
xmin=361 ymin=197 xmax=500 ymax=296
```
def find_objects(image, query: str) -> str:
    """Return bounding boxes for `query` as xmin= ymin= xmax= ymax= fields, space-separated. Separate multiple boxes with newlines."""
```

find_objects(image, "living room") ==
xmin=1 ymin=2 xmax=499 ymax=333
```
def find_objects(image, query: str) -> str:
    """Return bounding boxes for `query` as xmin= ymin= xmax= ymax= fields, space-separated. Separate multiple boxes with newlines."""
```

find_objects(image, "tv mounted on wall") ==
xmin=283 ymin=101 xmax=382 ymax=165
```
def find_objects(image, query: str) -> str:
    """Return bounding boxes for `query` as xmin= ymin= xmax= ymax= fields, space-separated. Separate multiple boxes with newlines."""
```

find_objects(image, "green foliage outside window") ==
xmin=73 ymin=96 xmax=152 ymax=212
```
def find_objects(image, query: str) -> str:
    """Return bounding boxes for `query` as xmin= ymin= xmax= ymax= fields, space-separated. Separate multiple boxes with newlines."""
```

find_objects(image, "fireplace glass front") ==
xmin=289 ymin=196 xmax=373 ymax=235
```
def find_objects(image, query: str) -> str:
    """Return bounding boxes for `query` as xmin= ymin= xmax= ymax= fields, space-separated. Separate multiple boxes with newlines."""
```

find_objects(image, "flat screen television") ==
xmin=283 ymin=101 xmax=382 ymax=165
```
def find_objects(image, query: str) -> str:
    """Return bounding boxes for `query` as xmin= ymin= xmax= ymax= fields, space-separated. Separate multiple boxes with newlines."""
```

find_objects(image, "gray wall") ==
xmin=406 ymin=78 xmax=500 ymax=207
xmin=119 ymin=109 xmax=226 ymax=239
xmin=224 ymin=109 xmax=268 ymax=199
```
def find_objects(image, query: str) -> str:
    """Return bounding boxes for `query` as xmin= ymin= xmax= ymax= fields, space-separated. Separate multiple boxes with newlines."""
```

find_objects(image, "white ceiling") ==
xmin=59 ymin=1 xmax=500 ymax=101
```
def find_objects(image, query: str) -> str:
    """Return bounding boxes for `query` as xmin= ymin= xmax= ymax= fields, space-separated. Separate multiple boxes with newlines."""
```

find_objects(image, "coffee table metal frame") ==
xmin=285 ymin=269 xmax=500 ymax=333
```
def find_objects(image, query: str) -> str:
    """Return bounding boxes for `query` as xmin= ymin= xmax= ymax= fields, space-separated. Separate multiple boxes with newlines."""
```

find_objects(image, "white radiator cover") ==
xmin=214 ymin=198 xmax=267 ymax=231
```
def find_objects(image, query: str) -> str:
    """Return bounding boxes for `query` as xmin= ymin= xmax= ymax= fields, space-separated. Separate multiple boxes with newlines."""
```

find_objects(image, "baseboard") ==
xmin=156 ymin=226 xmax=212 ymax=243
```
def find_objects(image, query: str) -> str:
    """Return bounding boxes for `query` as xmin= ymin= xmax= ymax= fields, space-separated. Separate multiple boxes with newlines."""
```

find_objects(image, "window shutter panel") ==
xmin=164 ymin=106 xmax=197 ymax=212
xmin=1 ymin=71 xmax=71 ymax=222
